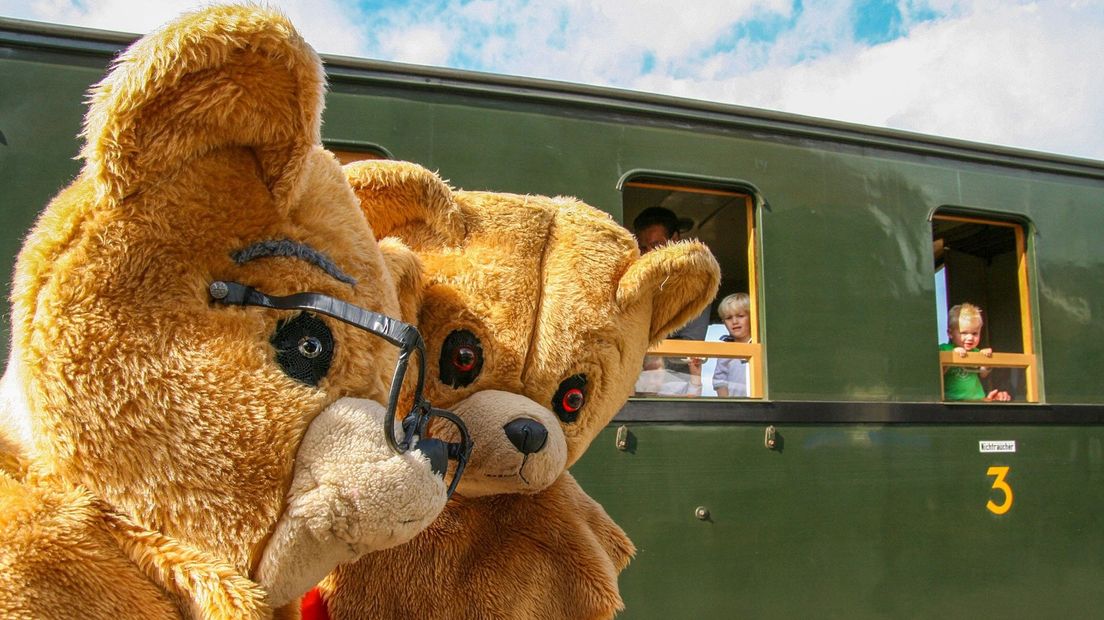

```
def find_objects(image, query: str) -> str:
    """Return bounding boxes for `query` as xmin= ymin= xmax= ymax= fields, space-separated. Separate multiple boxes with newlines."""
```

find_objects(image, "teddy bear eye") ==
xmin=439 ymin=330 xmax=483 ymax=388
xmin=271 ymin=312 xmax=334 ymax=386
xmin=552 ymin=374 xmax=587 ymax=423
xmin=563 ymin=389 xmax=584 ymax=412
xmin=298 ymin=336 xmax=324 ymax=358
xmin=452 ymin=346 xmax=477 ymax=372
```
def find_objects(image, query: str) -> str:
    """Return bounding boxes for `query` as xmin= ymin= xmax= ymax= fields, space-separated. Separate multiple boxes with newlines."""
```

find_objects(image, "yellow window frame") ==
xmin=627 ymin=181 xmax=763 ymax=399
xmin=934 ymin=214 xmax=1038 ymax=402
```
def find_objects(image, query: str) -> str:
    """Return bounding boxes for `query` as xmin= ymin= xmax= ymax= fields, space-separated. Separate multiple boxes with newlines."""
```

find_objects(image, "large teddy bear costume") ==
xmin=309 ymin=160 xmax=720 ymax=619
xmin=0 ymin=6 xmax=458 ymax=618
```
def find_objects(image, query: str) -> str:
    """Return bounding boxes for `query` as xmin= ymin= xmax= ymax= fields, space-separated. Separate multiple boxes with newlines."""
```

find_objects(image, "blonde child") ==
xmin=940 ymin=303 xmax=1011 ymax=401
xmin=712 ymin=293 xmax=751 ymax=397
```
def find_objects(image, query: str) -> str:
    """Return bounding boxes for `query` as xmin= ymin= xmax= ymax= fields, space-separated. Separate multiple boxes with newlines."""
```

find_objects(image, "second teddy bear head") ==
xmin=348 ymin=160 xmax=719 ymax=497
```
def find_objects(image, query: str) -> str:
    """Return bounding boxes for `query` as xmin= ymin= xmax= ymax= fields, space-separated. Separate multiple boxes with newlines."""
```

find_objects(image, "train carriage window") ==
xmin=932 ymin=214 xmax=1038 ymax=402
xmin=622 ymin=176 xmax=762 ymax=399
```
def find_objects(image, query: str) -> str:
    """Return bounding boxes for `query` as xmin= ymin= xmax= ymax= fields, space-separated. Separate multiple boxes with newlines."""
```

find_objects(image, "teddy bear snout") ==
xmin=503 ymin=418 xmax=548 ymax=454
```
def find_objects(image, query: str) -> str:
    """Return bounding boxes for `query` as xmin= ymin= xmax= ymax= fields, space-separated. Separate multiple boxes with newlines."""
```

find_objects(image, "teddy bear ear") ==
xmin=377 ymin=238 xmax=424 ymax=325
xmin=80 ymin=5 xmax=324 ymax=203
xmin=616 ymin=240 xmax=721 ymax=342
xmin=345 ymin=160 xmax=465 ymax=247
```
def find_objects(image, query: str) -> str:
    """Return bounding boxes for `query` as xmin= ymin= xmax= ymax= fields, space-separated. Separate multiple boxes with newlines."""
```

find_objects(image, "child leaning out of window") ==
xmin=940 ymin=303 xmax=1011 ymax=402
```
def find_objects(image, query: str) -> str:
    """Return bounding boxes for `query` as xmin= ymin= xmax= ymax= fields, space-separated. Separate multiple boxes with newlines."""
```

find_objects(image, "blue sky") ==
xmin=2 ymin=0 xmax=1102 ymax=160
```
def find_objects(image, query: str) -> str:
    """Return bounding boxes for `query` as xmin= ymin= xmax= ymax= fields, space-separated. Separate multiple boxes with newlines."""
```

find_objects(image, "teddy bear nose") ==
xmin=503 ymin=418 xmax=548 ymax=455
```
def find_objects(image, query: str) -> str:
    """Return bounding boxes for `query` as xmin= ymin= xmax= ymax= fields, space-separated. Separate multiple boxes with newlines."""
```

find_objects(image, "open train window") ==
xmin=932 ymin=213 xmax=1038 ymax=402
xmin=621 ymin=174 xmax=762 ymax=399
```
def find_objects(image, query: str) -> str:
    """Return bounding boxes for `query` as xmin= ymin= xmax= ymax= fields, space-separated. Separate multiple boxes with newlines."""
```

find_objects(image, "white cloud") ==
xmin=751 ymin=1 xmax=1104 ymax=158
xmin=349 ymin=0 xmax=795 ymax=84
xmin=1 ymin=0 xmax=197 ymax=32
xmin=377 ymin=24 xmax=457 ymax=66
xmin=0 ymin=0 xmax=367 ymax=55
xmin=609 ymin=0 xmax=1104 ymax=159
xmin=552 ymin=0 xmax=793 ymax=61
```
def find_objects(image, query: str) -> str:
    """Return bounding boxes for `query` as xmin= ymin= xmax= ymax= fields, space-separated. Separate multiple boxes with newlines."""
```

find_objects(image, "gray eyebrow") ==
xmin=231 ymin=239 xmax=357 ymax=285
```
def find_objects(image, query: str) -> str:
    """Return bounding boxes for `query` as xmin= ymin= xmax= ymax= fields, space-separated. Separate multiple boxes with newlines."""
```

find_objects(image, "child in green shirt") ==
xmin=941 ymin=303 xmax=1011 ymax=401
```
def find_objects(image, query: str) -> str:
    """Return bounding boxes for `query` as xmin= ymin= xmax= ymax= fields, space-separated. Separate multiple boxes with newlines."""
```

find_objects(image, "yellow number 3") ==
xmin=986 ymin=466 xmax=1013 ymax=515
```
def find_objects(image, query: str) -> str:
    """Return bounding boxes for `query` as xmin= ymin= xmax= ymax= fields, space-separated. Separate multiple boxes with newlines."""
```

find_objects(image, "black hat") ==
xmin=633 ymin=206 xmax=693 ymax=236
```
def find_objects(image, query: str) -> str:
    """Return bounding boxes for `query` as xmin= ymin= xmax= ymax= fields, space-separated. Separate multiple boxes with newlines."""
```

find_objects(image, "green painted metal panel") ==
xmin=573 ymin=422 xmax=1104 ymax=618
xmin=0 ymin=54 xmax=105 ymax=361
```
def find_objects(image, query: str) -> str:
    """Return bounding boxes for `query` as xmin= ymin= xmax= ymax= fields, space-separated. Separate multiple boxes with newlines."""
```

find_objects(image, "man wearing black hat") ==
xmin=632 ymin=207 xmax=710 ymax=396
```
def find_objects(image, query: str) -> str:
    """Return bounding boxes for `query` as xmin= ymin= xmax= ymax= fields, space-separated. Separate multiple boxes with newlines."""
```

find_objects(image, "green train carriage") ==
xmin=2 ymin=17 xmax=1103 ymax=618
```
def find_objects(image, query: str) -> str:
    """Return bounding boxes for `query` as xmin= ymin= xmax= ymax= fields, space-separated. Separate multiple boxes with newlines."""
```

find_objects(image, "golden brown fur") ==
xmin=323 ymin=473 xmax=635 ymax=619
xmin=317 ymin=161 xmax=720 ymax=619
xmin=0 ymin=6 xmax=448 ymax=618
xmin=0 ymin=475 xmax=182 ymax=618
